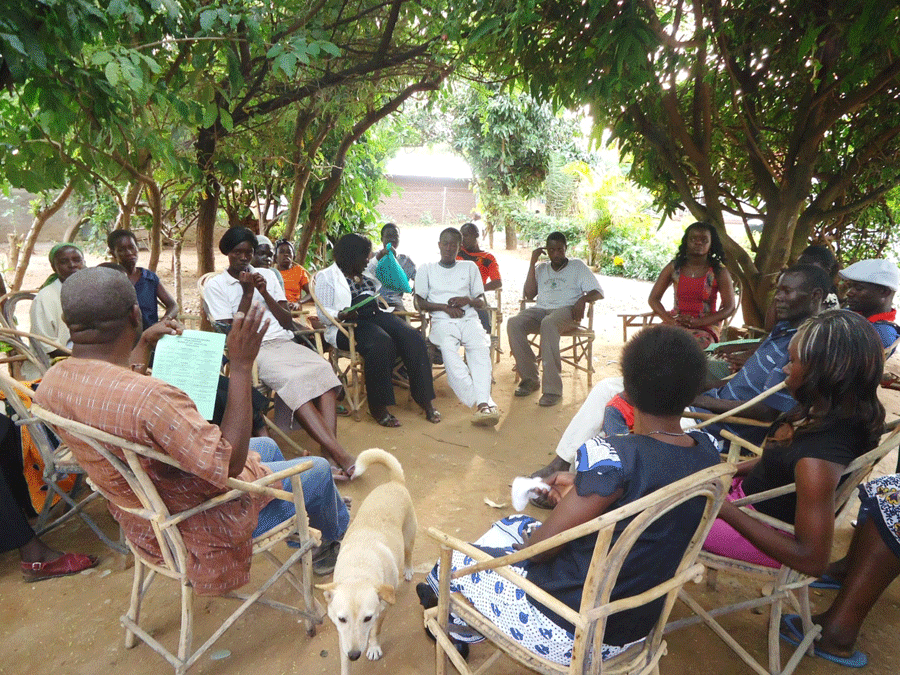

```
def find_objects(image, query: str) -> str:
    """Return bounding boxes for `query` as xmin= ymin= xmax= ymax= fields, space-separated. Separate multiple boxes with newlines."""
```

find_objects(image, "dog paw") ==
xmin=404 ymin=568 xmax=414 ymax=581
xmin=366 ymin=645 xmax=383 ymax=661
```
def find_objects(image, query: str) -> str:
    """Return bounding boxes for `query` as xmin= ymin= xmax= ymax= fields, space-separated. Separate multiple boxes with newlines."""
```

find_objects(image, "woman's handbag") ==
xmin=374 ymin=243 xmax=411 ymax=293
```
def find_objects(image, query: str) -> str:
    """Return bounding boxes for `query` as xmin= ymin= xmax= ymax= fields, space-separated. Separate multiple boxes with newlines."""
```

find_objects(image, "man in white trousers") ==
xmin=416 ymin=228 xmax=500 ymax=427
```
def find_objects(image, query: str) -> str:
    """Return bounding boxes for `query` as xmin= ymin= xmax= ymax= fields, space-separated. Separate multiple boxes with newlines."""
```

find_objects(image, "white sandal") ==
xmin=471 ymin=405 xmax=500 ymax=427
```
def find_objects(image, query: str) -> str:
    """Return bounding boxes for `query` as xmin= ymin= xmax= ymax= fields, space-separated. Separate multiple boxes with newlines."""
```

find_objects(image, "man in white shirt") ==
xmin=416 ymin=228 xmax=500 ymax=426
xmin=508 ymin=231 xmax=604 ymax=406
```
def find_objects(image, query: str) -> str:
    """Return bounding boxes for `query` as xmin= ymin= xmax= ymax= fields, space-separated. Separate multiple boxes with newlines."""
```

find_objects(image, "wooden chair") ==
xmin=308 ymin=273 xmax=367 ymax=421
xmin=516 ymin=298 xmax=598 ymax=388
xmin=665 ymin=423 xmax=900 ymax=675
xmin=0 ymin=366 xmax=127 ymax=553
xmin=425 ymin=462 xmax=736 ymax=675
xmin=30 ymin=403 xmax=324 ymax=675
xmin=617 ymin=311 xmax=659 ymax=343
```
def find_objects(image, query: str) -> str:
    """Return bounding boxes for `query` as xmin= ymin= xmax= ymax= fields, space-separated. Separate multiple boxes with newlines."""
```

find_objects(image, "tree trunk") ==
xmin=504 ymin=216 xmax=517 ymax=250
xmin=114 ymin=181 xmax=143 ymax=231
xmin=11 ymin=180 xmax=76 ymax=291
xmin=144 ymin=179 xmax=164 ymax=272
xmin=172 ymin=238 xmax=183 ymax=309
xmin=285 ymin=112 xmax=332 ymax=242
xmin=195 ymin=128 xmax=218 ymax=275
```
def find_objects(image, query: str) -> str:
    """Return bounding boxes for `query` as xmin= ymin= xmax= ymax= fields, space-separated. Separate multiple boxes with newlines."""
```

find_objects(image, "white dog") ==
xmin=317 ymin=448 xmax=416 ymax=675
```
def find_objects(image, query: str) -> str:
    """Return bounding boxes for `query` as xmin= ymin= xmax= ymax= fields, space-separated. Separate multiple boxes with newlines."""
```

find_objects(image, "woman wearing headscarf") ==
xmin=30 ymin=243 xmax=86 ymax=357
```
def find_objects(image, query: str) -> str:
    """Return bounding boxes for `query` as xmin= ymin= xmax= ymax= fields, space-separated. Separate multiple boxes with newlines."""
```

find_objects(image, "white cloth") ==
xmin=555 ymin=377 xmax=624 ymax=464
xmin=203 ymin=267 xmax=293 ymax=342
xmin=511 ymin=477 xmax=551 ymax=512
xmin=313 ymin=263 xmax=384 ymax=347
xmin=534 ymin=259 xmax=603 ymax=310
xmin=30 ymin=279 xmax=70 ymax=353
xmin=429 ymin=317 xmax=494 ymax=408
xmin=416 ymin=261 xmax=484 ymax=321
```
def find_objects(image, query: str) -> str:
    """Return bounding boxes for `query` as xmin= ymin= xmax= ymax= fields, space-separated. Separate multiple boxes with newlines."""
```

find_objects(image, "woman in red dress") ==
xmin=648 ymin=221 xmax=736 ymax=347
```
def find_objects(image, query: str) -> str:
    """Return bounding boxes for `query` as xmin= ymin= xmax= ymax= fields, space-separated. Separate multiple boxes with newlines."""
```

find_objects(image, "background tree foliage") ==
xmin=0 ymin=0 xmax=452 ymax=281
xmin=452 ymin=0 xmax=900 ymax=324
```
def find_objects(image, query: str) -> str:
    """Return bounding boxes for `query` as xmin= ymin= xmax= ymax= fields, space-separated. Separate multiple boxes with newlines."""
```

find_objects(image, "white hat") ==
xmin=255 ymin=235 xmax=274 ymax=249
xmin=840 ymin=259 xmax=900 ymax=292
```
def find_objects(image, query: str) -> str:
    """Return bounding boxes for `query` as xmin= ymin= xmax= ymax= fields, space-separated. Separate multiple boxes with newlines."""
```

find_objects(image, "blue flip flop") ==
xmin=779 ymin=614 xmax=868 ymax=668
xmin=809 ymin=574 xmax=842 ymax=590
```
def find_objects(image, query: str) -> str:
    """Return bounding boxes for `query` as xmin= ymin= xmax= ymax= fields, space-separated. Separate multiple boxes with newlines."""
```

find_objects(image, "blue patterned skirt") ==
xmin=859 ymin=474 xmax=900 ymax=559
xmin=425 ymin=515 xmax=639 ymax=666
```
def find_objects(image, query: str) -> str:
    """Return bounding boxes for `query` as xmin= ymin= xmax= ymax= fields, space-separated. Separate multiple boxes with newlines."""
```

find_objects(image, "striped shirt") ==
xmin=36 ymin=358 xmax=272 ymax=595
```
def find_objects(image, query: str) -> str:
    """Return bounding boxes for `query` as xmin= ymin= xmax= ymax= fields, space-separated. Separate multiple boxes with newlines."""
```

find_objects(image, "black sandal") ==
xmin=375 ymin=411 xmax=402 ymax=428
xmin=425 ymin=408 xmax=442 ymax=424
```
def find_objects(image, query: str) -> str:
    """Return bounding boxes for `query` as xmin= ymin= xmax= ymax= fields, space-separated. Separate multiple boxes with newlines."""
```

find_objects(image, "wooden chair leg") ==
xmin=178 ymin=579 xmax=193 ymax=671
xmin=124 ymin=557 xmax=146 ymax=649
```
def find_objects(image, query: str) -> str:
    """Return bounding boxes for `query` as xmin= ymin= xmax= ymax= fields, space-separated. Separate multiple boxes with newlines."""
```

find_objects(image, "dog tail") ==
xmin=353 ymin=448 xmax=405 ymax=484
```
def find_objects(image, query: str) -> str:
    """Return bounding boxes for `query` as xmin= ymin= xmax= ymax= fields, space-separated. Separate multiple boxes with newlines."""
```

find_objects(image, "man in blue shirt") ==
xmin=840 ymin=258 xmax=900 ymax=355
xmin=693 ymin=264 xmax=830 ymax=444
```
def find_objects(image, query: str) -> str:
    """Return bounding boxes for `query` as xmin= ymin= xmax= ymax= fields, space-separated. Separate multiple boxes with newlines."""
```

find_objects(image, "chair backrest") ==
xmin=0 ymin=368 xmax=65 ymax=472
xmin=569 ymin=462 xmax=734 ymax=671
xmin=0 ymin=290 xmax=37 ymax=329
xmin=0 ymin=327 xmax=61 ymax=376
xmin=308 ymin=272 xmax=351 ymax=339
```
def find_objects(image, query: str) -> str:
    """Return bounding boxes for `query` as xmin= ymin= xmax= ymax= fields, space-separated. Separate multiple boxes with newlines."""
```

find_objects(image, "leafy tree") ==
xmin=0 ymin=0 xmax=453 ymax=278
xmin=453 ymin=1 xmax=900 ymax=324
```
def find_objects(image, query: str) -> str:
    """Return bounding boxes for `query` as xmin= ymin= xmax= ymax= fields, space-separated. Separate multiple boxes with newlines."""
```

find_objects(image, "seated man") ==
xmin=692 ymin=264 xmax=829 ymax=445
xmin=416 ymin=227 xmax=500 ymax=427
xmin=35 ymin=268 xmax=350 ymax=589
xmin=508 ymin=231 xmax=603 ymax=406
xmin=366 ymin=223 xmax=416 ymax=312
xmin=457 ymin=222 xmax=502 ymax=334
xmin=840 ymin=258 xmax=899 ymax=354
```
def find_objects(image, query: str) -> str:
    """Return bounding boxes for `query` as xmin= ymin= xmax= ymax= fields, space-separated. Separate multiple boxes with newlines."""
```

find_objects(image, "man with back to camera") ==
xmin=35 ymin=267 xmax=350 ymax=585
xmin=507 ymin=231 xmax=603 ymax=407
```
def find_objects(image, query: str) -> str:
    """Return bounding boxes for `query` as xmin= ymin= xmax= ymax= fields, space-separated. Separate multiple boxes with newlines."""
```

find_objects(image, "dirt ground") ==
xmin=1 ymin=226 xmax=898 ymax=675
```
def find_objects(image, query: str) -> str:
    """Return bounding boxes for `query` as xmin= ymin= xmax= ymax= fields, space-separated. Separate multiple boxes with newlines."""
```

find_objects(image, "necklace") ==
xmin=646 ymin=430 xmax=688 ymax=437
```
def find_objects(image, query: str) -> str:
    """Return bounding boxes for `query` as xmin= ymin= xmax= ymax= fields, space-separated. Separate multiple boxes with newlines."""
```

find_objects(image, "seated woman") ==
xmin=648 ymin=221 xmax=735 ymax=347
xmin=780 ymin=473 xmax=900 ymax=667
xmin=204 ymin=227 xmax=355 ymax=478
xmin=30 ymin=244 xmax=85 ymax=359
xmin=251 ymin=235 xmax=285 ymax=292
xmin=314 ymin=233 xmax=439 ymax=427
xmin=107 ymin=230 xmax=178 ymax=330
xmin=418 ymin=324 xmax=720 ymax=664
xmin=703 ymin=310 xmax=885 ymax=573
xmin=275 ymin=239 xmax=311 ymax=311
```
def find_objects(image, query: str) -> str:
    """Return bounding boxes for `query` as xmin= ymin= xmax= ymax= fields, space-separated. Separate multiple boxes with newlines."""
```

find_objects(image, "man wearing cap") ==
xmin=840 ymin=258 xmax=900 ymax=355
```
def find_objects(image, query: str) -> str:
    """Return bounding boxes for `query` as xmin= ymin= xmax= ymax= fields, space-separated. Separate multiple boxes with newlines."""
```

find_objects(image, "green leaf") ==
xmin=219 ymin=108 xmax=233 ymax=133
xmin=202 ymin=103 xmax=217 ymax=128
xmin=105 ymin=61 xmax=120 ymax=87
xmin=0 ymin=33 xmax=25 ymax=55
xmin=320 ymin=41 xmax=341 ymax=57
xmin=199 ymin=9 xmax=217 ymax=31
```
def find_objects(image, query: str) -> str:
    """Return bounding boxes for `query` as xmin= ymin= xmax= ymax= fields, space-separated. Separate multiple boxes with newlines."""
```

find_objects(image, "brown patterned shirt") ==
xmin=35 ymin=358 xmax=272 ymax=595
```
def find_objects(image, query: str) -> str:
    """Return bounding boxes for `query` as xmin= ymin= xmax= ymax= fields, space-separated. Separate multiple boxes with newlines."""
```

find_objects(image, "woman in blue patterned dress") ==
xmin=419 ymin=325 xmax=720 ymax=664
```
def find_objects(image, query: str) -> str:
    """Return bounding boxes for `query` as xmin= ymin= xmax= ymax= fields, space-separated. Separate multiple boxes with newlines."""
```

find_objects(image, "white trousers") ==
xmin=555 ymin=376 xmax=623 ymax=463
xmin=430 ymin=317 xmax=495 ymax=409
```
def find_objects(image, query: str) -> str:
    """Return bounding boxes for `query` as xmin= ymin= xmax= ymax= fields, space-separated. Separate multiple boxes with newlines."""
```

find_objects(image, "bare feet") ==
xmin=530 ymin=455 xmax=570 ymax=480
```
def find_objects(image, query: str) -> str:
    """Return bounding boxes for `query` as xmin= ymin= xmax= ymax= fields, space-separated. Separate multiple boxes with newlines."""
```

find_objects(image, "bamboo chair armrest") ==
xmin=720 ymin=430 xmax=764 ymax=462
xmin=0 ymin=327 xmax=70 ymax=355
xmin=684 ymin=380 xmax=786 ymax=431
xmin=586 ymin=563 xmax=706 ymax=620
xmin=430 ymin=527 xmax=583 ymax=629
xmin=163 ymin=461 xmax=314 ymax=528
xmin=684 ymin=411 xmax=771 ymax=428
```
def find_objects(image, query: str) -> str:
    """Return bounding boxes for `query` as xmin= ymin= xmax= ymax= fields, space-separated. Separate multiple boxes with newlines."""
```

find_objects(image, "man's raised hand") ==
xmin=227 ymin=303 xmax=269 ymax=370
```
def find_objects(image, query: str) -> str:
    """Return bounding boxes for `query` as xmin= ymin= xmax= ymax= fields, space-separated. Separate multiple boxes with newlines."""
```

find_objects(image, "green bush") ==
xmin=596 ymin=226 xmax=675 ymax=281
xmin=510 ymin=210 xmax=582 ymax=248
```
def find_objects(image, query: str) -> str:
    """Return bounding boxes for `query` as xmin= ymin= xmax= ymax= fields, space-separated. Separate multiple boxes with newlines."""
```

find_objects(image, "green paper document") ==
xmin=151 ymin=330 xmax=226 ymax=420
xmin=345 ymin=294 xmax=379 ymax=313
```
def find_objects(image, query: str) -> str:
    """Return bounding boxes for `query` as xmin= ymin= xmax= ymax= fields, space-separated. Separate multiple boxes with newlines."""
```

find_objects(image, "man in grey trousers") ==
xmin=508 ymin=231 xmax=603 ymax=407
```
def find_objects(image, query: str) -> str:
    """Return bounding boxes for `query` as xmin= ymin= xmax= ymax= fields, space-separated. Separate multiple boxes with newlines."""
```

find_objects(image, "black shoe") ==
xmin=514 ymin=380 xmax=540 ymax=397
xmin=312 ymin=541 xmax=340 ymax=576
xmin=417 ymin=582 xmax=438 ymax=609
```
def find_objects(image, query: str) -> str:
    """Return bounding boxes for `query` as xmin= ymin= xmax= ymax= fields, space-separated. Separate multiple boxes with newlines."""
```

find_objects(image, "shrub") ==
xmin=596 ymin=225 xmax=675 ymax=281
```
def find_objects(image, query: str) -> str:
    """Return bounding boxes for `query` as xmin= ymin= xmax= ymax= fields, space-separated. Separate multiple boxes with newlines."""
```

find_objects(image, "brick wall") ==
xmin=378 ymin=176 xmax=477 ymax=226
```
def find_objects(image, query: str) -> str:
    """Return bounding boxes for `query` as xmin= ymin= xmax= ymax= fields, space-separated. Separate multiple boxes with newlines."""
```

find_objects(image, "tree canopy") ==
xmin=452 ymin=0 xmax=900 ymax=324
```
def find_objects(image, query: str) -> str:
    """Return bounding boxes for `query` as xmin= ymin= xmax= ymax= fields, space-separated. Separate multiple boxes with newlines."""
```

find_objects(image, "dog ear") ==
xmin=316 ymin=582 xmax=337 ymax=602
xmin=377 ymin=584 xmax=396 ymax=605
